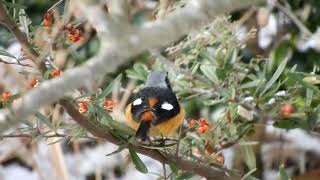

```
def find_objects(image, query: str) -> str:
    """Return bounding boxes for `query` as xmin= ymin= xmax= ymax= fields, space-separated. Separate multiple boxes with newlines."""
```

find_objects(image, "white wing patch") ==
xmin=161 ymin=102 xmax=173 ymax=110
xmin=133 ymin=98 xmax=142 ymax=106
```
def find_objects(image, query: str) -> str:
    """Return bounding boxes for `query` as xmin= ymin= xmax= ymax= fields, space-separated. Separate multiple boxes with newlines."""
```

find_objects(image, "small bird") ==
xmin=126 ymin=71 xmax=185 ymax=141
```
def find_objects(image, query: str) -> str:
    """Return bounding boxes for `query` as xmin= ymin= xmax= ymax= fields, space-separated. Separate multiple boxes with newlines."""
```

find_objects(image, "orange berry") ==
xmin=188 ymin=118 xmax=198 ymax=128
xmin=2 ymin=92 xmax=12 ymax=102
xmin=197 ymin=125 xmax=209 ymax=134
xmin=199 ymin=118 xmax=209 ymax=127
xmin=78 ymin=102 xmax=88 ymax=114
xmin=30 ymin=78 xmax=40 ymax=88
xmin=75 ymin=36 xmax=85 ymax=44
xmin=43 ymin=11 xmax=54 ymax=26
xmin=104 ymin=99 xmax=114 ymax=112
xmin=280 ymin=103 xmax=294 ymax=116
xmin=50 ymin=69 xmax=60 ymax=78
xmin=67 ymin=28 xmax=84 ymax=43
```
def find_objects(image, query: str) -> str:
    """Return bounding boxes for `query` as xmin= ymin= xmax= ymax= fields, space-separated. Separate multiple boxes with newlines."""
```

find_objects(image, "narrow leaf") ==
xmin=98 ymin=74 xmax=122 ymax=99
xmin=35 ymin=112 xmax=53 ymax=128
xmin=306 ymin=88 xmax=313 ymax=107
xmin=19 ymin=9 xmax=29 ymax=38
xmin=129 ymin=148 xmax=148 ymax=174
xmin=0 ymin=0 xmax=26 ymax=9
xmin=241 ymin=141 xmax=256 ymax=170
xmin=106 ymin=144 xmax=127 ymax=156
xmin=200 ymin=64 xmax=219 ymax=84
xmin=0 ymin=49 xmax=17 ymax=60
xmin=260 ymin=57 xmax=288 ymax=96
xmin=278 ymin=164 xmax=290 ymax=180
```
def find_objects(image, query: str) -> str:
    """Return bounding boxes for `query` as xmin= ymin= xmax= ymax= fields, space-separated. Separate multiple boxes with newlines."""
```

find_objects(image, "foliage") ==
xmin=1 ymin=0 xmax=320 ymax=179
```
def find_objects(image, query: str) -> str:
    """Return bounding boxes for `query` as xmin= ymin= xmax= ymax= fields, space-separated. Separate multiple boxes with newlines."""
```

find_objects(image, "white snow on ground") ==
xmin=0 ymin=164 xmax=39 ymax=180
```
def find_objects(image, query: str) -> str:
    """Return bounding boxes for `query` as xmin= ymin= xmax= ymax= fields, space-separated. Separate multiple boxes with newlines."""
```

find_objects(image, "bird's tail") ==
xmin=135 ymin=121 xmax=151 ymax=141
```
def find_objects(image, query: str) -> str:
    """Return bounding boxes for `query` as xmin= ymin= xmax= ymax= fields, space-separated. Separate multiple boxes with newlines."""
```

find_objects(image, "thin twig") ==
xmin=275 ymin=1 xmax=312 ymax=37
xmin=0 ymin=3 xmax=46 ymax=71
xmin=162 ymin=163 xmax=167 ymax=180
xmin=0 ymin=57 xmax=32 ymax=67
xmin=48 ymin=0 xmax=64 ymax=12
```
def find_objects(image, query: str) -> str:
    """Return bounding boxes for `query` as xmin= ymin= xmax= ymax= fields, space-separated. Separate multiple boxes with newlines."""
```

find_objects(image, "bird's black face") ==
xmin=131 ymin=87 xmax=180 ymax=125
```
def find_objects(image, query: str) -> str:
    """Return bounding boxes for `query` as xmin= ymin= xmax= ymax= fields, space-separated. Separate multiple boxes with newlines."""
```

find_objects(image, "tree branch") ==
xmin=59 ymin=100 xmax=240 ymax=179
xmin=0 ymin=0 xmax=262 ymax=133
xmin=0 ymin=3 xmax=46 ymax=71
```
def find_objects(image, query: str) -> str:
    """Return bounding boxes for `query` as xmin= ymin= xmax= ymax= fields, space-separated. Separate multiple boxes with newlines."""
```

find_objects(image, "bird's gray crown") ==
xmin=145 ymin=71 xmax=169 ymax=88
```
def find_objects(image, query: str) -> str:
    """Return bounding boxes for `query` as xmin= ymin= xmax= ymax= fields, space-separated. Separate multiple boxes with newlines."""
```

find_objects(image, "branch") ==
xmin=0 ymin=57 xmax=32 ymax=67
xmin=0 ymin=3 xmax=46 ymax=71
xmin=274 ymin=1 xmax=312 ymax=37
xmin=157 ymin=0 xmax=170 ymax=20
xmin=0 ymin=0 xmax=262 ymax=132
xmin=59 ymin=100 xmax=240 ymax=179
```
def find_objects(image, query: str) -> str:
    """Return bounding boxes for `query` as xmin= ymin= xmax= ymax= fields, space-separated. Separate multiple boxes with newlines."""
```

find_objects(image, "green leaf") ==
xmin=106 ymin=143 xmax=127 ymax=156
xmin=240 ymin=79 xmax=261 ymax=89
xmin=19 ymin=9 xmax=29 ymax=39
xmin=86 ymin=102 xmax=96 ymax=114
xmin=200 ymin=64 xmax=219 ymax=84
xmin=94 ymin=104 xmax=113 ymax=123
xmin=69 ymin=126 xmax=87 ymax=141
xmin=126 ymin=63 xmax=148 ymax=81
xmin=260 ymin=57 xmax=288 ymax=96
xmin=35 ymin=112 xmax=53 ymax=129
xmin=169 ymin=163 xmax=178 ymax=175
xmin=129 ymin=148 xmax=148 ymax=174
xmin=278 ymin=164 xmax=290 ymax=180
xmin=63 ymin=0 xmax=71 ymax=22
xmin=306 ymin=88 xmax=313 ymax=107
xmin=273 ymin=119 xmax=308 ymax=129
xmin=203 ymin=98 xmax=227 ymax=106
xmin=44 ymin=69 xmax=53 ymax=80
xmin=287 ymin=72 xmax=320 ymax=94
xmin=241 ymin=141 xmax=256 ymax=170
xmin=0 ymin=49 xmax=17 ymax=60
xmin=98 ymin=74 xmax=122 ymax=99
xmin=176 ymin=172 xmax=194 ymax=180
xmin=0 ymin=0 xmax=26 ymax=9
xmin=93 ymin=104 xmax=135 ymax=135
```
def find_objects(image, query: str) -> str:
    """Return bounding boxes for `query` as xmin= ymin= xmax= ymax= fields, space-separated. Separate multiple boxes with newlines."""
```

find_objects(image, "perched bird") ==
xmin=126 ymin=71 xmax=185 ymax=141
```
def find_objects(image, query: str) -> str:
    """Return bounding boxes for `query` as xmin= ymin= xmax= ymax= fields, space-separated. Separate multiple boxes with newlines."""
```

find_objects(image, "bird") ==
xmin=126 ymin=71 xmax=185 ymax=141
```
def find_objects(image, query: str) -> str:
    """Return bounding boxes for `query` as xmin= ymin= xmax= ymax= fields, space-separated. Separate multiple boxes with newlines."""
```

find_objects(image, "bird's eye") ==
xmin=161 ymin=102 xmax=173 ymax=110
xmin=133 ymin=98 xmax=143 ymax=106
